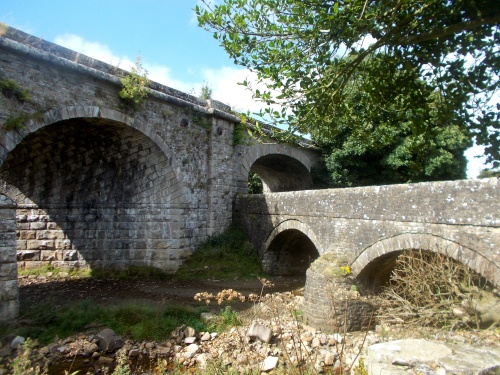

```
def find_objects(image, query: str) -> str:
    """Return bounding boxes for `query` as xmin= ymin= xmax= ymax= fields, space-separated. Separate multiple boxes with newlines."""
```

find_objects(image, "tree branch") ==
xmin=398 ymin=13 xmax=500 ymax=46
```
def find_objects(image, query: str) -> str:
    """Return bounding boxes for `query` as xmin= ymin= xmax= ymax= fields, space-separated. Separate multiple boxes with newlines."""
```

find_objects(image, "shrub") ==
xmin=118 ymin=56 xmax=149 ymax=110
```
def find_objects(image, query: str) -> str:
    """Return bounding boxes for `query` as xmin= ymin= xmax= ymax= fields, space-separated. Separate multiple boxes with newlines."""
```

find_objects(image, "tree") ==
xmin=316 ymin=53 xmax=471 ymax=186
xmin=478 ymin=167 xmax=500 ymax=177
xmin=196 ymin=0 xmax=500 ymax=170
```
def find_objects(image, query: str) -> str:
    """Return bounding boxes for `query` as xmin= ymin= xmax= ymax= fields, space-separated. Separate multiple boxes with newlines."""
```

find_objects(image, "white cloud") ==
xmin=464 ymin=145 xmax=490 ymax=179
xmin=54 ymin=34 xmax=130 ymax=68
xmin=53 ymin=33 xmax=193 ymax=93
xmin=200 ymin=66 xmax=263 ymax=112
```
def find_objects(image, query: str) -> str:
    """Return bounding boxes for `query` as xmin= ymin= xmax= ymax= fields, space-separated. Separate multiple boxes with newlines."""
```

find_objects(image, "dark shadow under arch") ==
xmin=251 ymin=154 xmax=312 ymax=192
xmin=265 ymin=229 xmax=319 ymax=276
xmin=0 ymin=117 xmax=184 ymax=271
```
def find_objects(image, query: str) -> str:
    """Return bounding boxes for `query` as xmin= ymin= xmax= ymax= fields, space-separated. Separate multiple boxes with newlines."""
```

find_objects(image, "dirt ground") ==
xmin=18 ymin=275 xmax=306 ymax=313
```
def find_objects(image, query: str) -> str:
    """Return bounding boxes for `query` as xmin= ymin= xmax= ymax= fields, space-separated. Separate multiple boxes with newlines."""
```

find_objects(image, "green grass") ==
xmin=2 ymin=300 xmax=208 ymax=345
xmin=207 ymin=306 xmax=242 ymax=333
xmin=17 ymin=264 xmax=91 ymax=278
xmin=174 ymin=224 xmax=265 ymax=281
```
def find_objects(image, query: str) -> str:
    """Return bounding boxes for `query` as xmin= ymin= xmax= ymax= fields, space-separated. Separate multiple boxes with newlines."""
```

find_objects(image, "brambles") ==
xmin=379 ymin=249 xmax=494 ymax=329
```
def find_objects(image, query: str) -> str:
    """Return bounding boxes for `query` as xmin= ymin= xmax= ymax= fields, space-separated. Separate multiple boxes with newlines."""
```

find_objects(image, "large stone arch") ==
xmin=238 ymin=143 xmax=317 ymax=192
xmin=0 ymin=106 xmax=191 ymax=273
xmin=0 ymin=106 xmax=176 ymax=168
xmin=350 ymin=232 xmax=500 ymax=287
xmin=262 ymin=219 xmax=321 ymax=275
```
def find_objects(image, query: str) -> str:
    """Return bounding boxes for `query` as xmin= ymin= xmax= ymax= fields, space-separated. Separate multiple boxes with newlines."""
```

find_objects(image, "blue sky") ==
xmin=0 ymin=0 xmax=491 ymax=177
xmin=0 ymin=0 xmax=261 ymax=112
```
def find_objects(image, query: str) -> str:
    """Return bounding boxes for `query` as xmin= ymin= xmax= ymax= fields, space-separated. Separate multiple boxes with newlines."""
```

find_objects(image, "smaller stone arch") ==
xmin=262 ymin=220 xmax=321 ymax=275
xmin=238 ymin=143 xmax=319 ymax=192
xmin=350 ymin=233 xmax=500 ymax=287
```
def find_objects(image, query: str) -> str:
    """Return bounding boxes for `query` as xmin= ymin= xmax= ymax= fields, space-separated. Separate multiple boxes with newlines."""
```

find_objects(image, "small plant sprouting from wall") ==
xmin=233 ymin=122 xmax=248 ymax=146
xmin=200 ymin=81 xmax=212 ymax=100
xmin=4 ymin=113 xmax=28 ymax=130
xmin=118 ymin=55 xmax=149 ymax=110
xmin=0 ymin=78 xmax=32 ymax=102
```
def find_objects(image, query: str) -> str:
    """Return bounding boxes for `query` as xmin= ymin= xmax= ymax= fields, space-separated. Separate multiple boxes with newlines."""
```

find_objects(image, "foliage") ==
xmin=0 ymin=78 xmax=31 ymax=102
xmin=247 ymin=170 xmax=263 ymax=193
xmin=315 ymin=53 xmax=471 ymax=186
xmin=352 ymin=358 xmax=368 ymax=375
xmin=208 ymin=306 xmax=242 ymax=333
xmin=10 ymin=338 xmax=46 ymax=375
xmin=3 ymin=113 xmax=28 ymax=130
xmin=111 ymin=351 xmax=131 ymax=375
xmin=200 ymin=81 xmax=213 ymax=100
xmin=233 ymin=122 xmax=248 ymax=145
xmin=17 ymin=264 xmax=91 ymax=278
xmin=8 ymin=299 xmax=207 ymax=344
xmin=478 ymin=167 xmax=500 ymax=178
xmin=118 ymin=56 xmax=149 ymax=110
xmin=174 ymin=224 xmax=265 ymax=281
xmin=196 ymin=0 xmax=500 ymax=169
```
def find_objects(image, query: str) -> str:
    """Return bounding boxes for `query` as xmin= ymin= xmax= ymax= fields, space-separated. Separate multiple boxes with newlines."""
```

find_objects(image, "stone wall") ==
xmin=0 ymin=194 xmax=18 ymax=322
xmin=0 ymin=27 xmax=239 ymax=273
xmin=235 ymin=178 xmax=500 ymax=284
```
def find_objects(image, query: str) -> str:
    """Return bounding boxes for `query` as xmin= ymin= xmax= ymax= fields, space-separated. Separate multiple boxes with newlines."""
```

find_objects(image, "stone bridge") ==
xmin=0 ymin=27 xmax=498 ymax=329
xmin=234 ymin=179 xmax=500 ymax=330
xmin=0 ymin=27 xmax=319 ymax=320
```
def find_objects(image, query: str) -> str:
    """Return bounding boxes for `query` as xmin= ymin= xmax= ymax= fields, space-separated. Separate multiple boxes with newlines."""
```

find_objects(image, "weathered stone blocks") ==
xmin=0 ymin=194 xmax=18 ymax=322
xmin=303 ymin=256 xmax=375 ymax=333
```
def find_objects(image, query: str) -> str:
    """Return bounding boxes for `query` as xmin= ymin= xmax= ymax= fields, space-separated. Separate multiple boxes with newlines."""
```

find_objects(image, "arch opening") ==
xmin=356 ymin=249 xmax=493 ymax=294
xmin=0 ymin=117 xmax=184 ymax=273
xmin=265 ymin=229 xmax=319 ymax=276
xmin=250 ymin=154 xmax=312 ymax=193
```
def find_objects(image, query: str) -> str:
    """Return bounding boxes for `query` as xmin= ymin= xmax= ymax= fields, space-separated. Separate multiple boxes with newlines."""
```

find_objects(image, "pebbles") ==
xmin=4 ymin=288 xmax=499 ymax=374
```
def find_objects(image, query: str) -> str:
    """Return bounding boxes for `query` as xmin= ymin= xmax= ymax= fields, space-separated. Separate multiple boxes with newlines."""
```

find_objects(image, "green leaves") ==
xmin=196 ymin=0 xmax=500 ymax=169
xmin=118 ymin=56 xmax=149 ymax=110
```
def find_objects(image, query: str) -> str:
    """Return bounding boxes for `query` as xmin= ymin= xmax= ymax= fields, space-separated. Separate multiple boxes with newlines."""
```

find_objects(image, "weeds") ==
xmin=0 ymin=78 xmax=32 ymax=102
xmin=175 ymin=224 xmax=265 ymax=281
xmin=17 ymin=264 xmax=91 ymax=278
xmin=379 ymin=249 xmax=492 ymax=329
xmin=10 ymin=338 xmax=47 ymax=375
xmin=8 ymin=299 xmax=207 ymax=345
xmin=118 ymin=55 xmax=149 ymax=110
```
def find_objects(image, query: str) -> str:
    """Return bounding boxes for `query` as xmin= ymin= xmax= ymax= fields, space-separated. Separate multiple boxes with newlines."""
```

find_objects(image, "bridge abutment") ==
xmin=0 ymin=194 xmax=18 ymax=322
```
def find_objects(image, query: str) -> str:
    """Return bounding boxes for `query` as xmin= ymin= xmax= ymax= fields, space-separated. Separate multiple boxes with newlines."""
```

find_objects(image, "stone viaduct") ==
xmin=0 ymin=27 xmax=498 ymax=327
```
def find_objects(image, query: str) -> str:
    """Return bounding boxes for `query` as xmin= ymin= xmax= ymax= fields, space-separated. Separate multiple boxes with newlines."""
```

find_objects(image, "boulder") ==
xmin=365 ymin=338 xmax=500 ymax=375
xmin=247 ymin=322 xmax=272 ymax=343
xmin=95 ymin=328 xmax=124 ymax=352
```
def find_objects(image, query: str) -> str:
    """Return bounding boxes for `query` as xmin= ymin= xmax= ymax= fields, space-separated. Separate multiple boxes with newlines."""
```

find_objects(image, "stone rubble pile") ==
xmin=1 ymin=290 xmax=499 ymax=374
